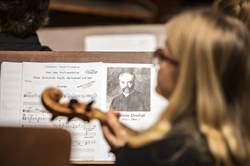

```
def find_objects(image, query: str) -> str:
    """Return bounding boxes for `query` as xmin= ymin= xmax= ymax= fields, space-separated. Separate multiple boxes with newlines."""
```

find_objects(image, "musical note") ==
xmin=23 ymin=101 xmax=41 ymax=106
xmin=23 ymin=92 xmax=41 ymax=98
xmin=72 ymin=139 xmax=96 ymax=147
xmin=22 ymin=113 xmax=50 ymax=123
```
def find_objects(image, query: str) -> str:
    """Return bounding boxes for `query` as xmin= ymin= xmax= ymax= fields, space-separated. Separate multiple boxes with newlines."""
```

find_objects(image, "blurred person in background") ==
xmin=0 ymin=0 xmax=51 ymax=50
xmin=214 ymin=0 xmax=250 ymax=29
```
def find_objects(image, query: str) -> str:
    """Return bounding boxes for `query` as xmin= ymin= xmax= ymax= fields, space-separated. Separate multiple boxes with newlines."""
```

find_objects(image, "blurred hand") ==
xmin=101 ymin=111 xmax=128 ymax=149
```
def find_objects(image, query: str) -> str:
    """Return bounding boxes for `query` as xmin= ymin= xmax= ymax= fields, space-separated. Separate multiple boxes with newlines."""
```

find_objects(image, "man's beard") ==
xmin=122 ymin=86 xmax=134 ymax=95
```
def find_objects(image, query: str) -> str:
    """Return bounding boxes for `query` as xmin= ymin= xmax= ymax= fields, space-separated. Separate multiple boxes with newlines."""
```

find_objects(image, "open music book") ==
xmin=0 ymin=62 xmax=166 ymax=163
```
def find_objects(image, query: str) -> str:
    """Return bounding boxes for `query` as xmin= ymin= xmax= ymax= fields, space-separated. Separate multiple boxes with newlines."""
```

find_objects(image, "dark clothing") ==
xmin=113 ymin=117 xmax=215 ymax=166
xmin=110 ymin=90 xmax=149 ymax=111
xmin=0 ymin=32 xmax=51 ymax=51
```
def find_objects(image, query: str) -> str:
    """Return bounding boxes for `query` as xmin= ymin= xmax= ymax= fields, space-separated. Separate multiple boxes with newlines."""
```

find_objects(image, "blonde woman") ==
xmin=213 ymin=0 xmax=250 ymax=29
xmin=101 ymin=9 xmax=250 ymax=166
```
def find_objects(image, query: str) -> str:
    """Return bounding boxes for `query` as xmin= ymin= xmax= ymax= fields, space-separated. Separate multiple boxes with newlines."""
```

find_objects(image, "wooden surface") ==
xmin=38 ymin=24 xmax=165 ymax=51
xmin=0 ymin=127 xmax=71 ymax=166
xmin=50 ymin=0 xmax=155 ymax=21
xmin=0 ymin=51 xmax=152 ymax=63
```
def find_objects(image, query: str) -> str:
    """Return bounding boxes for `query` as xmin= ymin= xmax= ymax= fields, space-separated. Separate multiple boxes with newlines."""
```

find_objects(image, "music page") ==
xmin=21 ymin=62 xmax=109 ymax=161
xmin=0 ymin=61 xmax=166 ymax=163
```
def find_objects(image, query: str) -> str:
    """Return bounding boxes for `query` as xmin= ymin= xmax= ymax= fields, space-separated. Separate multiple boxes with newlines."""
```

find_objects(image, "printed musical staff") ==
xmin=21 ymin=62 xmax=103 ymax=161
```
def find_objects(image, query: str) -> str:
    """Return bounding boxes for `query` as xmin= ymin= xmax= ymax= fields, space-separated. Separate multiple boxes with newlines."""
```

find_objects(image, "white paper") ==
xmin=20 ymin=62 xmax=109 ymax=161
xmin=0 ymin=62 xmax=23 ymax=126
xmin=85 ymin=34 xmax=157 ymax=52
xmin=0 ymin=61 xmax=167 ymax=162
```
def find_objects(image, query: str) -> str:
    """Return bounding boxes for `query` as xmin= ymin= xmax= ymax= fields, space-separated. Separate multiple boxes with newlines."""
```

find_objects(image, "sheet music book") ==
xmin=0 ymin=61 xmax=166 ymax=163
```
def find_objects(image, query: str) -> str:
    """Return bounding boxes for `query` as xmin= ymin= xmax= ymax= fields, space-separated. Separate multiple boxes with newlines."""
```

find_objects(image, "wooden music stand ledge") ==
xmin=0 ymin=127 xmax=71 ymax=166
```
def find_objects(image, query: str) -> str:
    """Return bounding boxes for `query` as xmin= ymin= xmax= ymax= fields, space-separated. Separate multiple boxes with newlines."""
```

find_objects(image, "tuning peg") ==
xmin=67 ymin=116 xmax=74 ymax=122
xmin=69 ymin=99 xmax=78 ymax=113
xmin=50 ymin=114 xmax=57 ymax=121
xmin=86 ymin=100 xmax=95 ymax=112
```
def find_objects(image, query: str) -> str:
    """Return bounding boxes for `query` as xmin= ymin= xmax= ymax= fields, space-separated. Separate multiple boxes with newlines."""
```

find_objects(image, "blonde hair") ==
xmin=128 ymin=9 xmax=250 ymax=166
xmin=213 ymin=0 xmax=250 ymax=29
xmin=165 ymin=9 xmax=250 ymax=165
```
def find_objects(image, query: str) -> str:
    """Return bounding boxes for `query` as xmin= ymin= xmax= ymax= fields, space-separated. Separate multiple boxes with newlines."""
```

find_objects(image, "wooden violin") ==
xmin=41 ymin=87 xmax=169 ymax=148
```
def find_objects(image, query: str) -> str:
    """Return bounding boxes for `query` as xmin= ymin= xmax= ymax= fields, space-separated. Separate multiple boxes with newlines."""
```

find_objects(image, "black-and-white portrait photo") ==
xmin=107 ymin=67 xmax=150 ymax=112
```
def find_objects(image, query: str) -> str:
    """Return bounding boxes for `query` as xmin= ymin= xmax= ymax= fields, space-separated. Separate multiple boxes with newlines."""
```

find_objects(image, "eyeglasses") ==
xmin=152 ymin=48 xmax=178 ymax=66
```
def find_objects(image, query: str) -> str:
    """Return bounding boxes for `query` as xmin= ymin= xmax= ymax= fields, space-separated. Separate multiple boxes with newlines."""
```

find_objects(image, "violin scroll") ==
xmin=41 ymin=87 xmax=105 ymax=122
xmin=41 ymin=87 xmax=163 ymax=148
